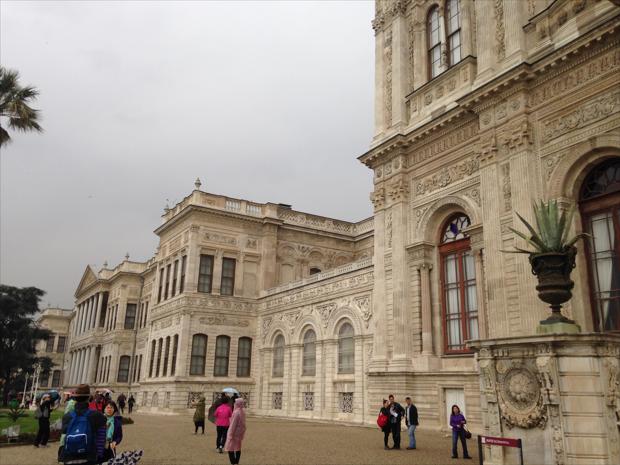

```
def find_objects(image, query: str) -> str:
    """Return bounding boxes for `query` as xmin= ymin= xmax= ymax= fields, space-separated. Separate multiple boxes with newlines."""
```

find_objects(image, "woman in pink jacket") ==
xmin=224 ymin=398 xmax=246 ymax=465
xmin=214 ymin=399 xmax=233 ymax=453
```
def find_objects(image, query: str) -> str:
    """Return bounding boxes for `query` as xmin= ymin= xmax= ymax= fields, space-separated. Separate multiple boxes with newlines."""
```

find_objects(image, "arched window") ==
xmin=440 ymin=214 xmax=478 ymax=353
xmin=338 ymin=323 xmax=355 ymax=374
xmin=237 ymin=337 xmax=252 ymax=377
xmin=149 ymin=340 xmax=156 ymax=378
xmin=117 ymin=355 xmax=130 ymax=383
xmin=302 ymin=329 xmax=316 ymax=376
xmin=446 ymin=0 xmax=461 ymax=66
xmin=309 ymin=267 xmax=321 ymax=275
xmin=214 ymin=335 xmax=231 ymax=376
xmin=163 ymin=336 xmax=170 ymax=376
xmin=156 ymin=338 xmax=163 ymax=377
xmin=171 ymin=335 xmax=179 ymax=376
xmin=427 ymin=6 xmax=442 ymax=79
xmin=579 ymin=158 xmax=620 ymax=332
xmin=272 ymin=334 xmax=285 ymax=377
xmin=189 ymin=334 xmax=208 ymax=375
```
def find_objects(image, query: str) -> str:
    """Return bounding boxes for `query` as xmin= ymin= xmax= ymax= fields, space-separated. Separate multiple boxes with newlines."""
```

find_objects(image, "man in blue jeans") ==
xmin=404 ymin=396 xmax=419 ymax=450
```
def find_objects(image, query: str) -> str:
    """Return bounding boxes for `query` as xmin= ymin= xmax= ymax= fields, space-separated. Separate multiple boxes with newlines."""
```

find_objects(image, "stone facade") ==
xmin=35 ymin=308 xmax=72 ymax=389
xmin=62 ymin=1 xmax=620 ymax=463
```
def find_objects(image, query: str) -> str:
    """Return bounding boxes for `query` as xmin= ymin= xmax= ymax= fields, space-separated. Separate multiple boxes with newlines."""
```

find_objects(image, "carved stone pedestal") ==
xmin=470 ymin=333 xmax=620 ymax=465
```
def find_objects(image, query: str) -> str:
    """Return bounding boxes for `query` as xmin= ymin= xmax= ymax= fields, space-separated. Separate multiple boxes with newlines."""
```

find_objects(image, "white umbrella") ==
xmin=222 ymin=387 xmax=240 ymax=396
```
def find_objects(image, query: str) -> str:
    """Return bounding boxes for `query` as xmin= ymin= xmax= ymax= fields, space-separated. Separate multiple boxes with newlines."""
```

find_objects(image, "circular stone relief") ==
xmin=504 ymin=368 xmax=540 ymax=411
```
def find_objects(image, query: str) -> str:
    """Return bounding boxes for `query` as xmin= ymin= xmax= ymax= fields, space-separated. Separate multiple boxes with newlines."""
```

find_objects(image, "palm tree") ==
xmin=0 ymin=66 xmax=42 ymax=148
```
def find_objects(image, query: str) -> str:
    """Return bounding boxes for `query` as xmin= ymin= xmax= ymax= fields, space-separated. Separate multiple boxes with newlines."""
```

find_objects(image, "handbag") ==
xmin=377 ymin=413 xmax=388 ymax=429
xmin=464 ymin=426 xmax=472 ymax=440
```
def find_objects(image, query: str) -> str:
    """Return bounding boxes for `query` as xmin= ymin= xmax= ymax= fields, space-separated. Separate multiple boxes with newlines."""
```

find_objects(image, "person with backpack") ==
xmin=378 ymin=399 xmax=391 ymax=450
xmin=60 ymin=384 xmax=107 ymax=465
xmin=34 ymin=394 xmax=53 ymax=447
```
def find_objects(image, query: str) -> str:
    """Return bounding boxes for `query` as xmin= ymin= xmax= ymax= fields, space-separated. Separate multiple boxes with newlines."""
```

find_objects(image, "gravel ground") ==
xmin=0 ymin=413 xmax=479 ymax=465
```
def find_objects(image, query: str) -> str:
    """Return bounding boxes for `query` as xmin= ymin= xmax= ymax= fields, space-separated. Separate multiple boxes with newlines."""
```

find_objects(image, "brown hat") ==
xmin=74 ymin=384 xmax=91 ymax=399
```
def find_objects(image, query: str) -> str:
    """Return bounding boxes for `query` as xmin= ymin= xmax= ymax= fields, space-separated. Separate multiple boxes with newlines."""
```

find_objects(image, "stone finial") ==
xmin=195 ymin=177 xmax=202 ymax=190
xmin=125 ymin=253 xmax=130 ymax=260
xmin=103 ymin=260 xmax=108 ymax=268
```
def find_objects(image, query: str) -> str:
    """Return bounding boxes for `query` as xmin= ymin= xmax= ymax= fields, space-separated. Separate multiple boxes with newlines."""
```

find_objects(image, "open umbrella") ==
xmin=222 ymin=387 xmax=240 ymax=396
xmin=106 ymin=449 xmax=143 ymax=465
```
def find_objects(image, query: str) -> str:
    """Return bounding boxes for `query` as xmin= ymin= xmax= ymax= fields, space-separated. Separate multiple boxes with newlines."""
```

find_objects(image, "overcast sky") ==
xmin=0 ymin=1 xmax=375 ymax=309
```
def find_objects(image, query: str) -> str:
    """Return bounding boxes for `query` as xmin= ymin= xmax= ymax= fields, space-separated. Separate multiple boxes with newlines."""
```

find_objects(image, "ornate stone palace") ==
xmin=61 ymin=1 xmax=620 ymax=463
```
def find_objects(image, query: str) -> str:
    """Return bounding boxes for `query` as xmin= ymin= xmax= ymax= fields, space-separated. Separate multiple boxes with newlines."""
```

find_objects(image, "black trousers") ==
xmin=34 ymin=418 xmax=50 ymax=446
xmin=216 ymin=426 xmax=228 ymax=448
xmin=383 ymin=429 xmax=391 ymax=447
xmin=228 ymin=451 xmax=241 ymax=464
xmin=128 ymin=404 xmax=133 ymax=414
xmin=390 ymin=422 xmax=401 ymax=449
xmin=194 ymin=421 xmax=205 ymax=433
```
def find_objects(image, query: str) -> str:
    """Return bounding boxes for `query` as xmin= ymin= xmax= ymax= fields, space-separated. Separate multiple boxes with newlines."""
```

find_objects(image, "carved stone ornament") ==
xmin=415 ymin=157 xmax=480 ymax=195
xmin=316 ymin=302 xmax=337 ymax=328
xmin=370 ymin=187 xmax=386 ymax=209
xmin=497 ymin=365 xmax=547 ymax=429
xmin=354 ymin=295 xmax=372 ymax=327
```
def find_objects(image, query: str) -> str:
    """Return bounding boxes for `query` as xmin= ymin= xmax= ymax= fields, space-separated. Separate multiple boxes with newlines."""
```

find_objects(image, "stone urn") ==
xmin=529 ymin=246 xmax=577 ymax=325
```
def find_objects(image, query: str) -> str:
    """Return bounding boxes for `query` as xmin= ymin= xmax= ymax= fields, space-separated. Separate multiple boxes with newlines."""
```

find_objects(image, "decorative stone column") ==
xmin=369 ymin=185 xmax=388 ymax=369
xmin=468 ymin=224 xmax=488 ymax=339
xmin=212 ymin=250 xmax=223 ymax=295
xmin=87 ymin=345 xmax=98 ymax=383
xmin=185 ymin=225 xmax=201 ymax=294
xmin=408 ymin=242 xmax=434 ymax=356
xmin=95 ymin=293 xmax=103 ymax=330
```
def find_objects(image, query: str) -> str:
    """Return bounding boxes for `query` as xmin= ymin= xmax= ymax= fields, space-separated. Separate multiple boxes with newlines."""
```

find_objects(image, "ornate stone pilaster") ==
xmin=408 ymin=241 xmax=434 ymax=355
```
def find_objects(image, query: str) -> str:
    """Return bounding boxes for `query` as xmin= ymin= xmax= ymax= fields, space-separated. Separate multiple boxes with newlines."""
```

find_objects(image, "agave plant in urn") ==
xmin=506 ymin=200 xmax=589 ymax=332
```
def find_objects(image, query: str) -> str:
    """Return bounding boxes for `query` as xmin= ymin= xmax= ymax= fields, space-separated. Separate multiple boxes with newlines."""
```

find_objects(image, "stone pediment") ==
xmin=74 ymin=265 xmax=98 ymax=297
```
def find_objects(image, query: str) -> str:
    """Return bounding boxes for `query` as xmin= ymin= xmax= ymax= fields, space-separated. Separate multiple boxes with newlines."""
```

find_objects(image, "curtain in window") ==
xmin=338 ymin=323 xmax=355 ymax=374
xmin=214 ymin=336 xmax=230 ymax=376
xmin=190 ymin=334 xmax=207 ymax=375
xmin=273 ymin=335 xmax=285 ymax=377
xmin=302 ymin=330 xmax=316 ymax=376
xmin=237 ymin=337 xmax=252 ymax=377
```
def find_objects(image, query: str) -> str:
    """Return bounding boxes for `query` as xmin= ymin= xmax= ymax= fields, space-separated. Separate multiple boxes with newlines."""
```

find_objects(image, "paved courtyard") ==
xmin=1 ymin=413 xmax=479 ymax=465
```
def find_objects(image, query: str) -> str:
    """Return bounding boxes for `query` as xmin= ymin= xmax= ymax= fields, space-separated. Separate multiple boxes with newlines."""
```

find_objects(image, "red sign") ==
xmin=481 ymin=436 xmax=521 ymax=448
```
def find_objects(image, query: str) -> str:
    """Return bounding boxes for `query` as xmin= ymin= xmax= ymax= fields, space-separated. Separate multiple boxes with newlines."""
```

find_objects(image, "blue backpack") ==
xmin=63 ymin=410 xmax=93 ymax=461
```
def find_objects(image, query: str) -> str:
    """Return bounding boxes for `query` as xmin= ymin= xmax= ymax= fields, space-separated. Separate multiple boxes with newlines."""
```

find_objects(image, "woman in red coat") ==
xmin=224 ymin=398 xmax=246 ymax=465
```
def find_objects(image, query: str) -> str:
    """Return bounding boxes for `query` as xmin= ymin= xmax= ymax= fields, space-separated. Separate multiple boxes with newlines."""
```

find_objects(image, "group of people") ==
xmin=378 ymin=396 xmax=471 ymax=459
xmin=85 ymin=392 xmax=135 ymax=416
xmin=192 ymin=392 xmax=246 ymax=465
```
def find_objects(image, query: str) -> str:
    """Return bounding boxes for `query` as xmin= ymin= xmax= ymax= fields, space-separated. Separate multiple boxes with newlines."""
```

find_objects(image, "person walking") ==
xmin=224 ymin=398 xmax=246 ymax=465
xmin=117 ymin=393 xmax=127 ymax=415
xmin=34 ymin=394 xmax=53 ymax=447
xmin=387 ymin=394 xmax=405 ymax=450
xmin=214 ymin=397 xmax=233 ymax=453
xmin=193 ymin=397 xmax=206 ymax=435
xmin=450 ymin=405 xmax=472 ymax=459
xmin=404 ymin=396 xmax=419 ymax=450
xmin=127 ymin=394 xmax=135 ymax=415
xmin=379 ymin=399 xmax=392 ymax=450
xmin=102 ymin=401 xmax=123 ymax=461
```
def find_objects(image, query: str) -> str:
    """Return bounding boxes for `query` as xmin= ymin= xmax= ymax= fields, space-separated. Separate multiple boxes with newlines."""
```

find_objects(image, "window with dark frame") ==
xmin=198 ymin=255 xmax=214 ymax=293
xmin=172 ymin=260 xmax=179 ymax=297
xmin=302 ymin=329 xmax=316 ymax=376
xmin=124 ymin=303 xmax=137 ymax=330
xmin=579 ymin=158 xmax=620 ymax=332
xmin=309 ymin=267 xmax=321 ymax=275
xmin=221 ymin=258 xmax=236 ymax=296
xmin=171 ymin=335 xmax=179 ymax=376
xmin=190 ymin=334 xmax=208 ymax=375
xmin=163 ymin=336 xmax=170 ymax=376
xmin=137 ymin=354 xmax=142 ymax=381
xmin=117 ymin=356 xmax=130 ymax=383
xmin=446 ymin=0 xmax=461 ymax=66
xmin=272 ymin=334 xmax=285 ymax=377
xmin=214 ymin=335 xmax=231 ymax=376
xmin=45 ymin=335 xmax=55 ymax=353
xmin=440 ymin=214 xmax=479 ymax=354
xmin=427 ymin=6 xmax=441 ymax=79
xmin=51 ymin=370 xmax=61 ymax=387
xmin=236 ymin=337 xmax=252 ymax=377
xmin=56 ymin=336 xmax=66 ymax=353
xmin=143 ymin=301 xmax=149 ymax=327
xmin=39 ymin=371 xmax=49 ymax=387
xmin=158 ymin=268 xmax=164 ymax=303
xmin=149 ymin=340 xmax=156 ymax=378
xmin=164 ymin=264 xmax=171 ymax=300
xmin=180 ymin=255 xmax=187 ymax=294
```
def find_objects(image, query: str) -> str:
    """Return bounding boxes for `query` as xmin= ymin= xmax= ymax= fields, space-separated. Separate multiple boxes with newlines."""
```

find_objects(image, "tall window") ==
xmin=272 ymin=334 xmax=285 ymax=377
xmin=137 ymin=354 xmax=143 ymax=381
xmin=172 ymin=260 xmax=179 ymax=297
xmin=338 ymin=323 xmax=355 ymax=374
xmin=51 ymin=370 xmax=61 ymax=387
xmin=124 ymin=303 xmax=137 ymax=330
xmin=45 ymin=335 xmax=55 ymax=353
xmin=428 ymin=6 xmax=441 ymax=79
xmin=156 ymin=338 xmax=163 ymax=377
xmin=158 ymin=268 xmax=164 ymax=303
xmin=221 ymin=258 xmax=236 ymax=296
xmin=143 ymin=302 xmax=149 ymax=327
xmin=190 ymin=334 xmax=208 ymax=375
xmin=56 ymin=336 xmax=66 ymax=353
xmin=214 ymin=335 xmax=231 ymax=376
xmin=198 ymin=255 xmax=214 ymax=293
xmin=117 ymin=356 xmax=130 ymax=382
xmin=580 ymin=158 xmax=620 ymax=332
xmin=302 ymin=329 xmax=316 ymax=376
xmin=163 ymin=336 xmax=171 ymax=376
xmin=440 ymin=214 xmax=479 ymax=353
xmin=39 ymin=371 xmax=49 ymax=387
xmin=164 ymin=264 xmax=171 ymax=300
xmin=237 ymin=337 xmax=252 ymax=377
xmin=171 ymin=335 xmax=179 ymax=376
xmin=180 ymin=255 xmax=187 ymax=294
xmin=446 ymin=0 xmax=461 ymax=66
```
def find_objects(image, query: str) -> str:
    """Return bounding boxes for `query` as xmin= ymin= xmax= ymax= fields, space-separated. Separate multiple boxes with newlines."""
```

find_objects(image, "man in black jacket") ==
xmin=61 ymin=384 xmax=106 ymax=465
xmin=404 ymin=396 xmax=419 ymax=450
xmin=387 ymin=394 xmax=405 ymax=450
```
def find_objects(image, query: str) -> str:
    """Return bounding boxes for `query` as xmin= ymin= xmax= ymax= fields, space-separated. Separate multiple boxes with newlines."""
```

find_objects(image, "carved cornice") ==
xmin=406 ymin=241 xmax=434 ymax=265
xmin=372 ymin=0 xmax=410 ymax=33
xmin=387 ymin=177 xmax=410 ymax=203
xmin=414 ymin=155 xmax=480 ymax=196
